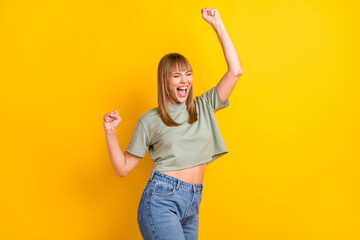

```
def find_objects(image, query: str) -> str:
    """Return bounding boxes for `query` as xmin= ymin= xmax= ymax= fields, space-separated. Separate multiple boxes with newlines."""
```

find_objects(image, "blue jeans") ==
xmin=137 ymin=170 xmax=204 ymax=240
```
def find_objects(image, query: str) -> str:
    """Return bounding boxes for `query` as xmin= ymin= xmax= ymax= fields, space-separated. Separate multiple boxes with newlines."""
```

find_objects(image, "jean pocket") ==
xmin=152 ymin=181 xmax=176 ymax=197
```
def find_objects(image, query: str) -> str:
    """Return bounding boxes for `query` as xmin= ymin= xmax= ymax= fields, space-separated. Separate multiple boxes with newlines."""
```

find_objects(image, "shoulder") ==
xmin=139 ymin=107 xmax=161 ymax=125
xmin=137 ymin=107 xmax=162 ymax=143
xmin=194 ymin=86 xmax=216 ymax=101
xmin=194 ymin=88 xmax=214 ymax=110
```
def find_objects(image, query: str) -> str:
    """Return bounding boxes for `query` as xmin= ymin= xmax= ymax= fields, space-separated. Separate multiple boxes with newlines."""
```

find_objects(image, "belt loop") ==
xmin=150 ymin=170 xmax=155 ymax=180
xmin=176 ymin=180 xmax=181 ymax=190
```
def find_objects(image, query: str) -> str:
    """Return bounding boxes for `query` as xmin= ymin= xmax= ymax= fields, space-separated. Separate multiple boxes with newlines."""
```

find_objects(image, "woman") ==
xmin=103 ymin=7 xmax=243 ymax=240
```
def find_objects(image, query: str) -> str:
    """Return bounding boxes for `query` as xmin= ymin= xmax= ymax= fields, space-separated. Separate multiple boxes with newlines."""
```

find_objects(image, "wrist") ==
xmin=211 ymin=19 xmax=225 ymax=34
xmin=104 ymin=127 xmax=117 ymax=135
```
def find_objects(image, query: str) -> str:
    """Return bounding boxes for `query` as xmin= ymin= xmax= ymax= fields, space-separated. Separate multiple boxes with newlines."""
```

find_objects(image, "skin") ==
xmin=157 ymin=68 xmax=209 ymax=184
xmin=166 ymin=69 xmax=193 ymax=105
xmin=103 ymin=7 xmax=243 ymax=184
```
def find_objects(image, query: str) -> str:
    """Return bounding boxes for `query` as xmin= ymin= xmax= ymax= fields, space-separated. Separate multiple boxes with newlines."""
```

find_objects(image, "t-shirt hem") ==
xmin=206 ymin=151 xmax=228 ymax=165
xmin=152 ymin=152 xmax=228 ymax=171
xmin=214 ymin=85 xmax=230 ymax=112
xmin=153 ymin=159 xmax=210 ymax=171
xmin=125 ymin=149 xmax=146 ymax=158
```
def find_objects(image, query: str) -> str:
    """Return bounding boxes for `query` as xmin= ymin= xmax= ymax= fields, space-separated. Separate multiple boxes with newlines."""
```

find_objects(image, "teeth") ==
xmin=178 ymin=87 xmax=187 ymax=89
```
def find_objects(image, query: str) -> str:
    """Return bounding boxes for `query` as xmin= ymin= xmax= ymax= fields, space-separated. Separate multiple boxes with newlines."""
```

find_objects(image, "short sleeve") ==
xmin=126 ymin=119 xmax=150 ymax=158
xmin=201 ymin=85 xmax=230 ymax=112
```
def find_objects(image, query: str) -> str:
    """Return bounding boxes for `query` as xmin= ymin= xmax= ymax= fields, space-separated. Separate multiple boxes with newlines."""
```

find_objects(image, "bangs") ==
xmin=169 ymin=57 xmax=192 ymax=75
xmin=157 ymin=52 xmax=198 ymax=126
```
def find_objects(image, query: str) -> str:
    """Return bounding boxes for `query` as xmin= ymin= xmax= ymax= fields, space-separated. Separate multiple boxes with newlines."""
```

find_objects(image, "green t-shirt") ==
xmin=126 ymin=85 xmax=230 ymax=171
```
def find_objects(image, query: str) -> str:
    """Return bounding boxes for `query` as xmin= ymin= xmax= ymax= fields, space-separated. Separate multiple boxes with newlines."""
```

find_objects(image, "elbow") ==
xmin=229 ymin=70 xmax=243 ymax=78
xmin=234 ymin=72 xmax=242 ymax=78
xmin=234 ymin=70 xmax=243 ymax=77
xmin=116 ymin=171 xmax=128 ymax=178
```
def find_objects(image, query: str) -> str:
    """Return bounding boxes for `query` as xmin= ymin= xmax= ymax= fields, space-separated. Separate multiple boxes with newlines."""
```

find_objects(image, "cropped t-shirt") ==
xmin=126 ymin=85 xmax=230 ymax=171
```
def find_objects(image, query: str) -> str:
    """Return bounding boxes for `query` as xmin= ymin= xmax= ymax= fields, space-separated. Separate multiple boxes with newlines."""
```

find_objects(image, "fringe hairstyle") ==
xmin=157 ymin=53 xmax=198 ymax=127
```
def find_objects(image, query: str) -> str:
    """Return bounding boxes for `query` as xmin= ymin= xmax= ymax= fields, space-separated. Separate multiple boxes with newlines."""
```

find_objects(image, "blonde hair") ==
xmin=157 ymin=53 xmax=198 ymax=127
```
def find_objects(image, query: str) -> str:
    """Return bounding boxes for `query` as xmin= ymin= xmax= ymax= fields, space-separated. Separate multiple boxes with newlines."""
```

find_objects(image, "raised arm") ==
xmin=201 ymin=7 xmax=243 ymax=103
xmin=103 ymin=110 xmax=143 ymax=177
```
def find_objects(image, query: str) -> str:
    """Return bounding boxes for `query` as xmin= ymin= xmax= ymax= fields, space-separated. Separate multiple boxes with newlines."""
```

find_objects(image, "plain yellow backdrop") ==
xmin=0 ymin=0 xmax=359 ymax=239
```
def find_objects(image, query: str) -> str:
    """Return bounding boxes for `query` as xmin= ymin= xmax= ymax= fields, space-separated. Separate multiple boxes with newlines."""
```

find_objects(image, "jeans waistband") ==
xmin=149 ymin=170 xmax=203 ymax=192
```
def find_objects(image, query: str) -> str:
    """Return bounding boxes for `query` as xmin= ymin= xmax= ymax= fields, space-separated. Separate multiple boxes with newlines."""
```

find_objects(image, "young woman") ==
xmin=103 ymin=7 xmax=243 ymax=240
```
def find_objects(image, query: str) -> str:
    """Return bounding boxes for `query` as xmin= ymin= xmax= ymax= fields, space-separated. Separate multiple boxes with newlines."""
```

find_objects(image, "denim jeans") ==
xmin=137 ymin=170 xmax=204 ymax=240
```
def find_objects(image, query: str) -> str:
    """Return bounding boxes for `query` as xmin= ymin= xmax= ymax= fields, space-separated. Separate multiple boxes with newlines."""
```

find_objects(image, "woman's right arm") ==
xmin=103 ymin=111 xmax=142 ymax=177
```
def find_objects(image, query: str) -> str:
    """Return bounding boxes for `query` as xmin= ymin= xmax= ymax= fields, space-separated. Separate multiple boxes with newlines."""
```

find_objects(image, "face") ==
xmin=167 ymin=69 xmax=193 ymax=104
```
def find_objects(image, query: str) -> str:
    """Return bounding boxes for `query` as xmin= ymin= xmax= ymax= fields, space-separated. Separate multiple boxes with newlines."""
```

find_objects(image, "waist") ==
xmin=158 ymin=162 xmax=207 ymax=184
xmin=149 ymin=170 xmax=203 ymax=191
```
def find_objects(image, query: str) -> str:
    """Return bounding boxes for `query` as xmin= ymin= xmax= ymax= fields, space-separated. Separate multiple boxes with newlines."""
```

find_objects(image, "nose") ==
xmin=180 ymin=74 xmax=189 ymax=84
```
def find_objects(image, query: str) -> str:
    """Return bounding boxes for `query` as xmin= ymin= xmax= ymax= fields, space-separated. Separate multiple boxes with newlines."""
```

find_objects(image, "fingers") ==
xmin=109 ymin=110 xmax=118 ymax=116
xmin=104 ymin=115 xmax=112 ymax=123
xmin=201 ymin=7 xmax=209 ymax=14
xmin=103 ymin=110 xmax=120 ymax=123
xmin=109 ymin=112 xmax=118 ymax=118
xmin=201 ymin=7 xmax=216 ymax=17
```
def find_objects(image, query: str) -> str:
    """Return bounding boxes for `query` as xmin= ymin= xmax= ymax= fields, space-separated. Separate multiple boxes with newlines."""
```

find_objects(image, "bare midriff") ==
xmin=158 ymin=162 xmax=207 ymax=185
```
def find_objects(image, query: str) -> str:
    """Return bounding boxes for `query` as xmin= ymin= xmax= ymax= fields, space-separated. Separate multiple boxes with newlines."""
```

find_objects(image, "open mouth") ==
xmin=176 ymin=86 xmax=188 ymax=97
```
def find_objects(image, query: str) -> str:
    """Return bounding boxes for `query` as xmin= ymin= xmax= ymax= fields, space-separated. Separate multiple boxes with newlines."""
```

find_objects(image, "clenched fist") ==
xmin=201 ymin=7 xmax=221 ymax=27
xmin=103 ymin=110 xmax=122 ymax=131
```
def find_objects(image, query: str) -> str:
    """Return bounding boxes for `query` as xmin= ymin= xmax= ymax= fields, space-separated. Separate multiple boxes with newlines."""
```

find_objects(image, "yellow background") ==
xmin=1 ymin=0 xmax=359 ymax=239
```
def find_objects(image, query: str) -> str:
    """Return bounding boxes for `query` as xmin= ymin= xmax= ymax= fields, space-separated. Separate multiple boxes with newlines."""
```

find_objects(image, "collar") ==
xmin=167 ymin=101 xmax=186 ymax=111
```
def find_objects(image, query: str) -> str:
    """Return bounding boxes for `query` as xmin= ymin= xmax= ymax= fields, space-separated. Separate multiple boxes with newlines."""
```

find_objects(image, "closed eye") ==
xmin=174 ymin=73 xmax=192 ymax=78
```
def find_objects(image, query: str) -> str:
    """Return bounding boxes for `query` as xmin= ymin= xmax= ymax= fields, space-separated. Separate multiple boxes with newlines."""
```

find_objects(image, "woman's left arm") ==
xmin=201 ymin=7 xmax=243 ymax=103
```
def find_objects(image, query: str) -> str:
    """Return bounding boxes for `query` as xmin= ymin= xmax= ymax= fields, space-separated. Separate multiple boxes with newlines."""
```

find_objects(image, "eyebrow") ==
xmin=172 ymin=70 xmax=192 ymax=74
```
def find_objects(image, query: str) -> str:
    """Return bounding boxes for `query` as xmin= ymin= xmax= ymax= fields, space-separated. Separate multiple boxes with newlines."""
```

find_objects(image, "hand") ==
xmin=201 ymin=7 xmax=222 ymax=27
xmin=103 ymin=110 xmax=122 ymax=131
